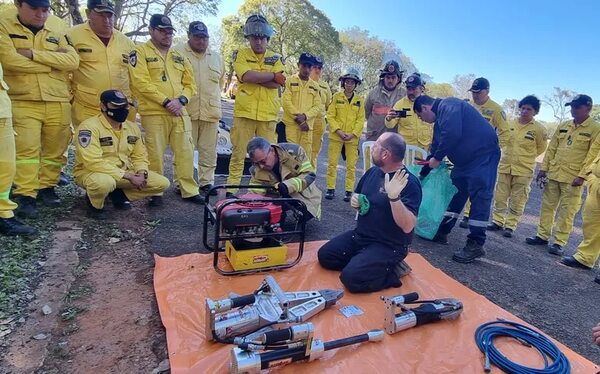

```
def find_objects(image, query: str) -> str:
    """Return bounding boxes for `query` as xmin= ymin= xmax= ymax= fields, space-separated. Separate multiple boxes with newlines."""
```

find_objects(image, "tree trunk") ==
xmin=65 ymin=0 xmax=84 ymax=25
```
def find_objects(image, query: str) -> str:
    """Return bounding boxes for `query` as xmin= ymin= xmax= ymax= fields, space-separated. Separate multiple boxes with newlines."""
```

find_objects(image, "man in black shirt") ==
xmin=318 ymin=132 xmax=422 ymax=293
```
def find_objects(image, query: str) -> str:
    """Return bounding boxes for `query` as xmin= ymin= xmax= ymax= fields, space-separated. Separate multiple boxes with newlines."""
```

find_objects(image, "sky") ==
xmin=204 ymin=0 xmax=600 ymax=122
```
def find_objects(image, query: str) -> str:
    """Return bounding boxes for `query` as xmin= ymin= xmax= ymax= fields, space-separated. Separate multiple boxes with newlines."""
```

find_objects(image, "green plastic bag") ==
xmin=407 ymin=163 xmax=458 ymax=240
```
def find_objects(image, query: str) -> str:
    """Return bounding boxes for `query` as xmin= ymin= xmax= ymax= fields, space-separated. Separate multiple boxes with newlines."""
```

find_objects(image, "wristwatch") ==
xmin=389 ymin=195 xmax=402 ymax=202
xmin=178 ymin=96 xmax=188 ymax=106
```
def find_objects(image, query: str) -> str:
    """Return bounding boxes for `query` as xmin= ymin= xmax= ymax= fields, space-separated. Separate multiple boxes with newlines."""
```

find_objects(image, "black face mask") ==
xmin=104 ymin=107 xmax=129 ymax=123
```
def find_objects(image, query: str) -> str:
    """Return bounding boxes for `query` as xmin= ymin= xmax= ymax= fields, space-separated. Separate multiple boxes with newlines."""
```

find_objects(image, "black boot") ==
xmin=525 ymin=236 xmax=548 ymax=246
xmin=183 ymin=194 xmax=204 ymax=205
xmin=200 ymin=184 xmax=218 ymax=196
xmin=149 ymin=196 xmax=163 ymax=207
xmin=458 ymin=217 xmax=469 ymax=228
xmin=343 ymin=191 xmax=352 ymax=202
xmin=502 ymin=228 xmax=513 ymax=238
xmin=431 ymin=232 xmax=448 ymax=245
xmin=486 ymin=222 xmax=502 ymax=231
xmin=37 ymin=187 xmax=61 ymax=206
xmin=108 ymin=188 xmax=131 ymax=210
xmin=14 ymin=196 xmax=38 ymax=218
xmin=325 ymin=189 xmax=335 ymax=200
xmin=85 ymin=195 xmax=108 ymax=220
xmin=0 ymin=217 xmax=37 ymax=236
xmin=452 ymin=239 xmax=485 ymax=263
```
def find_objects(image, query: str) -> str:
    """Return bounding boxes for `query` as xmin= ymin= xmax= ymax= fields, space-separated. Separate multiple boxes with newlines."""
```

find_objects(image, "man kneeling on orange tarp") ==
xmin=74 ymin=90 xmax=170 ymax=219
xmin=318 ymin=133 xmax=422 ymax=293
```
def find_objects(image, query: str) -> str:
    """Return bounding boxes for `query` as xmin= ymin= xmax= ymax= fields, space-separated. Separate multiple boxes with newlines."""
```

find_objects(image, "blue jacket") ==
xmin=430 ymin=98 xmax=500 ymax=167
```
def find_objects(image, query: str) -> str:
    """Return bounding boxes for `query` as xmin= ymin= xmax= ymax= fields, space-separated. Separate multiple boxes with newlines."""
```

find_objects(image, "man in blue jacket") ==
xmin=414 ymin=95 xmax=500 ymax=263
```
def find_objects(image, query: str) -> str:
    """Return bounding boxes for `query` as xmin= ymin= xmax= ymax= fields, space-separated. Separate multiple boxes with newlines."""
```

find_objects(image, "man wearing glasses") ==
xmin=128 ymin=14 xmax=202 ymax=206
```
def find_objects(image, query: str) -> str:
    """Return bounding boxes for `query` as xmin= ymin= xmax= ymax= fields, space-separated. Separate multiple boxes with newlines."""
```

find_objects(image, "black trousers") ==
xmin=317 ymin=230 xmax=406 ymax=293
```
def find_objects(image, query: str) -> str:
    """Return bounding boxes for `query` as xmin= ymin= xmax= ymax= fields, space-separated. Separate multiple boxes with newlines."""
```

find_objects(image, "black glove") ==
xmin=276 ymin=182 xmax=290 ymax=197
xmin=419 ymin=155 xmax=433 ymax=180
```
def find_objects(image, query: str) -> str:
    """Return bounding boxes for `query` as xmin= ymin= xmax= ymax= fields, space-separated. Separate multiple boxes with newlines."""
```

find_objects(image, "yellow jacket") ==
xmin=327 ymin=91 xmax=365 ymax=141
xmin=0 ymin=7 xmax=67 ymax=31
xmin=473 ymin=98 xmax=510 ymax=150
xmin=0 ymin=63 xmax=10 ymax=118
xmin=384 ymin=96 xmax=433 ymax=150
xmin=233 ymin=47 xmax=284 ymax=121
xmin=282 ymin=74 xmax=322 ymax=129
xmin=313 ymin=77 xmax=332 ymax=119
xmin=74 ymin=114 xmax=148 ymax=181
xmin=498 ymin=119 xmax=547 ymax=177
xmin=128 ymin=41 xmax=197 ymax=116
xmin=174 ymin=43 xmax=224 ymax=122
xmin=0 ymin=14 xmax=79 ymax=102
xmin=66 ymin=22 xmax=135 ymax=111
xmin=541 ymin=116 xmax=600 ymax=183
xmin=249 ymin=143 xmax=322 ymax=219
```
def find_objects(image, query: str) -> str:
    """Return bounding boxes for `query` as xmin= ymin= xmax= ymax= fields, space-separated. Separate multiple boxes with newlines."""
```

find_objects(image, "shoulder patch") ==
xmin=129 ymin=51 xmax=137 ymax=67
xmin=127 ymin=135 xmax=139 ymax=144
xmin=500 ymin=110 xmax=507 ymax=121
xmin=78 ymin=130 xmax=92 ymax=148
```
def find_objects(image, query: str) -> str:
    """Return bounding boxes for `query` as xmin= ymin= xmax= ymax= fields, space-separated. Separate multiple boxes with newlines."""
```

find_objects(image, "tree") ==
xmin=425 ymin=82 xmax=455 ymax=98
xmin=591 ymin=104 xmax=600 ymax=121
xmin=502 ymin=99 xmax=520 ymax=121
xmin=452 ymin=73 xmax=476 ymax=99
xmin=543 ymin=87 xmax=576 ymax=125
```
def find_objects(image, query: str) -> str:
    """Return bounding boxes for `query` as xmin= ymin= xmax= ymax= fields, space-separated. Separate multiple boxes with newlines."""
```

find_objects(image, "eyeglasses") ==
xmin=253 ymin=148 xmax=272 ymax=167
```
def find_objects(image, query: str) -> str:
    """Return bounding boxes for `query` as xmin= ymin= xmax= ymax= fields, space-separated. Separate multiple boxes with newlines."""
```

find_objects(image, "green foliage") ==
xmin=502 ymin=98 xmax=520 ymax=121
xmin=591 ymin=104 xmax=600 ymax=121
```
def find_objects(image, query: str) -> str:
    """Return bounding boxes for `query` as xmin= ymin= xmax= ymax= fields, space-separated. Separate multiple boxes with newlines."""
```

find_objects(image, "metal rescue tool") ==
xmin=206 ymin=275 xmax=343 ymax=343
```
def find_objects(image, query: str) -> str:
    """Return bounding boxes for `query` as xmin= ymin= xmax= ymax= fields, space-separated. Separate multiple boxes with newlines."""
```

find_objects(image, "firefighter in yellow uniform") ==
xmin=74 ymin=90 xmax=169 ymax=219
xmin=487 ymin=95 xmax=546 ymax=237
xmin=174 ymin=21 xmax=224 ymax=195
xmin=526 ymin=94 xmax=600 ymax=255
xmin=282 ymin=52 xmax=322 ymax=163
xmin=247 ymin=137 xmax=322 ymax=221
xmin=309 ymin=55 xmax=332 ymax=167
xmin=0 ymin=60 xmax=37 ymax=236
xmin=227 ymin=15 xmax=285 ymax=192
xmin=325 ymin=68 xmax=366 ymax=202
xmin=460 ymin=77 xmax=510 ymax=227
xmin=128 ymin=14 xmax=202 ymax=205
xmin=0 ymin=0 xmax=79 ymax=218
xmin=384 ymin=73 xmax=432 ymax=151
xmin=66 ymin=0 xmax=136 ymax=126
xmin=0 ymin=3 xmax=67 ymax=30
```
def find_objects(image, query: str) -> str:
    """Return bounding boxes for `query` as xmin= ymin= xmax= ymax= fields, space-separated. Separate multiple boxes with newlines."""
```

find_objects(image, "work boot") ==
xmin=200 ymin=184 xmax=218 ymax=196
xmin=37 ymin=187 xmax=61 ymax=206
xmin=343 ymin=191 xmax=352 ymax=202
xmin=560 ymin=256 xmax=591 ymax=270
xmin=459 ymin=217 xmax=469 ymax=228
xmin=183 ymin=194 xmax=204 ymax=205
xmin=85 ymin=195 xmax=108 ymax=220
xmin=393 ymin=260 xmax=412 ymax=278
xmin=0 ymin=217 xmax=37 ymax=236
xmin=502 ymin=228 xmax=513 ymax=238
xmin=525 ymin=235 xmax=548 ymax=246
xmin=431 ymin=232 xmax=448 ymax=245
xmin=108 ymin=188 xmax=131 ymax=210
xmin=325 ymin=189 xmax=335 ymax=200
xmin=486 ymin=222 xmax=502 ymax=231
xmin=452 ymin=239 xmax=485 ymax=264
xmin=174 ymin=185 xmax=181 ymax=196
xmin=547 ymin=243 xmax=563 ymax=256
xmin=58 ymin=171 xmax=71 ymax=186
xmin=149 ymin=196 xmax=163 ymax=207
xmin=14 ymin=196 xmax=38 ymax=218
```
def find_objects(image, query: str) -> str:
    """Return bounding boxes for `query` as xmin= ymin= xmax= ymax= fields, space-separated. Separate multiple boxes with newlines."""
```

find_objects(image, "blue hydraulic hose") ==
xmin=474 ymin=320 xmax=570 ymax=374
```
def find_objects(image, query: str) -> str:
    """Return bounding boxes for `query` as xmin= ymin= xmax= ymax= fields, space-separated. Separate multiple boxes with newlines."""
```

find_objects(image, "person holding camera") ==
xmin=384 ymin=73 xmax=432 ymax=151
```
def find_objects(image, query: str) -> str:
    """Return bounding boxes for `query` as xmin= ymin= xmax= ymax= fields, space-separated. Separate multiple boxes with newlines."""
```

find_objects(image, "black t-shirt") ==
xmin=354 ymin=166 xmax=422 ymax=249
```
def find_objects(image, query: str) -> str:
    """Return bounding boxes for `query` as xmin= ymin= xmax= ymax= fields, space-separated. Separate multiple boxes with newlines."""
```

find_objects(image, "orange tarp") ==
xmin=154 ymin=241 xmax=599 ymax=373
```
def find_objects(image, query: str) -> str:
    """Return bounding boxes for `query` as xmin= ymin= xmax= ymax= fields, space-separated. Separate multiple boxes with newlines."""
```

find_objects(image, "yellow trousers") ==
xmin=0 ymin=118 xmax=18 ymax=218
xmin=573 ymin=180 xmax=600 ymax=268
xmin=537 ymin=179 xmax=583 ymax=246
xmin=75 ymin=170 xmax=169 ymax=209
xmin=12 ymin=101 xmax=71 ymax=198
xmin=492 ymin=173 xmax=532 ymax=230
xmin=192 ymin=119 xmax=218 ymax=187
xmin=326 ymin=139 xmax=358 ymax=191
xmin=311 ymin=115 xmax=326 ymax=167
xmin=227 ymin=117 xmax=276 ymax=188
xmin=285 ymin=123 xmax=312 ymax=165
xmin=141 ymin=115 xmax=198 ymax=198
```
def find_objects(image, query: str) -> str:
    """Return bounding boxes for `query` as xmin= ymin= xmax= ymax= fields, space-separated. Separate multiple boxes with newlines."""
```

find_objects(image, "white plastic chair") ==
xmin=361 ymin=141 xmax=375 ymax=171
xmin=361 ymin=141 xmax=428 ymax=171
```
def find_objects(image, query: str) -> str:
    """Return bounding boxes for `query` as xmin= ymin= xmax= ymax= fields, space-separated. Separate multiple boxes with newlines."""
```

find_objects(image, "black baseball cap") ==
xmin=405 ymin=73 xmax=424 ymax=88
xmin=469 ymin=77 xmax=490 ymax=92
xmin=150 ymin=14 xmax=175 ymax=30
xmin=298 ymin=52 xmax=314 ymax=66
xmin=87 ymin=0 xmax=114 ymax=14
xmin=312 ymin=56 xmax=324 ymax=68
xmin=565 ymin=94 xmax=593 ymax=107
xmin=189 ymin=21 xmax=209 ymax=37
xmin=100 ymin=90 xmax=129 ymax=107
xmin=22 ymin=0 xmax=50 ymax=7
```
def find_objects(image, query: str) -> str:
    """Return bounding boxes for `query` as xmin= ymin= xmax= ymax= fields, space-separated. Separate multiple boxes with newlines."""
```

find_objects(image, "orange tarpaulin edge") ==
xmin=153 ymin=241 xmax=599 ymax=373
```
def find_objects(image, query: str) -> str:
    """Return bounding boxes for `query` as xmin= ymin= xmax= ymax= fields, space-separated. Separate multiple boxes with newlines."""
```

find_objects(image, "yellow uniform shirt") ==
xmin=327 ymin=91 xmax=366 ymax=140
xmin=473 ymin=98 xmax=510 ymax=149
xmin=384 ymin=96 xmax=433 ymax=150
xmin=313 ymin=77 xmax=332 ymax=117
xmin=541 ymin=117 xmax=600 ymax=183
xmin=66 ymin=22 xmax=135 ymax=110
xmin=498 ymin=119 xmax=547 ymax=177
xmin=282 ymin=73 xmax=322 ymax=129
xmin=0 ymin=63 xmax=10 ymax=118
xmin=174 ymin=43 xmax=224 ymax=122
xmin=128 ymin=41 xmax=197 ymax=116
xmin=0 ymin=14 xmax=79 ymax=102
xmin=232 ymin=47 xmax=284 ymax=121
xmin=0 ymin=8 xmax=67 ymax=31
xmin=74 ymin=114 xmax=148 ymax=181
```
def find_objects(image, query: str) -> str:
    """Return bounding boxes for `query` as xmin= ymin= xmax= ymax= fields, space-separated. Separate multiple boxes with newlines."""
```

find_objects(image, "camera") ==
xmin=392 ymin=108 xmax=412 ymax=118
